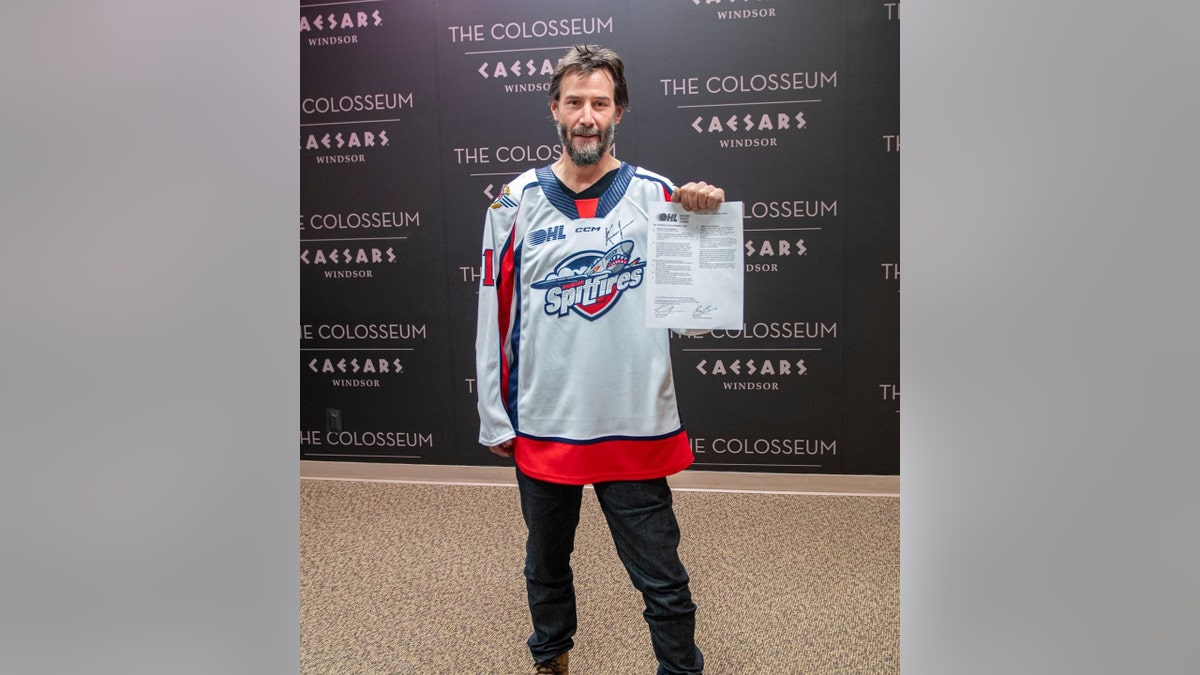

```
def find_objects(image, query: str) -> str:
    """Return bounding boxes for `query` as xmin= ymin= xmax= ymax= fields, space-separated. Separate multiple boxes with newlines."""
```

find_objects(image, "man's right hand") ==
xmin=489 ymin=439 xmax=514 ymax=458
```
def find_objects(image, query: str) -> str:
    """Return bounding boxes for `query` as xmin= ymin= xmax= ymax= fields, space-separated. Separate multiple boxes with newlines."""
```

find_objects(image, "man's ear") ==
xmin=550 ymin=99 xmax=559 ymax=122
xmin=614 ymin=106 xmax=624 ymax=124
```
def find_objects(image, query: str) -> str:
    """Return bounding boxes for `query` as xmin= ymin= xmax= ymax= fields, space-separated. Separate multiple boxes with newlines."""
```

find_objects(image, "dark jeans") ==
xmin=516 ymin=467 xmax=704 ymax=674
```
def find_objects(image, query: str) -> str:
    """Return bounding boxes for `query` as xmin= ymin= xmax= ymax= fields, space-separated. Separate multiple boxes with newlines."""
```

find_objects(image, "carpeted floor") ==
xmin=300 ymin=478 xmax=898 ymax=674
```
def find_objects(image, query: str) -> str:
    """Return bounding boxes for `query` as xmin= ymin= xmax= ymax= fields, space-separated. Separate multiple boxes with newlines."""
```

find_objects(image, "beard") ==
xmin=556 ymin=120 xmax=616 ymax=167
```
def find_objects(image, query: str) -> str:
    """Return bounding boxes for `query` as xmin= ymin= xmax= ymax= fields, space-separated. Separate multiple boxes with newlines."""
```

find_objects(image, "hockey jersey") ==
xmin=475 ymin=162 xmax=695 ymax=485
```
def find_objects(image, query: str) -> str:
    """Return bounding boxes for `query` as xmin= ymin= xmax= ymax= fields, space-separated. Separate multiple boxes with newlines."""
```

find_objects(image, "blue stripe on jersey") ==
xmin=496 ymin=231 xmax=515 ymax=420
xmin=595 ymin=163 xmax=635 ymax=218
xmin=516 ymin=426 xmax=686 ymax=445
xmin=633 ymin=169 xmax=674 ymax=200
xmin=507 ymin=240 xmax=523 ymax=429
xmin=535 ymin=166 xmax=578 ymax=219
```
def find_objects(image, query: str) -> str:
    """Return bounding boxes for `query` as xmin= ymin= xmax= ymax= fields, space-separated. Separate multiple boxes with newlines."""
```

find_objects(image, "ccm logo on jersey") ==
xmin=530 ymin=240 xmax=645 ymax=320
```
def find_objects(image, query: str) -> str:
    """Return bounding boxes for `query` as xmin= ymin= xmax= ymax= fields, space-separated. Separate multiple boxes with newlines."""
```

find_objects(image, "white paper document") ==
xmin=645 ymin=201 xmax=744 ymax=329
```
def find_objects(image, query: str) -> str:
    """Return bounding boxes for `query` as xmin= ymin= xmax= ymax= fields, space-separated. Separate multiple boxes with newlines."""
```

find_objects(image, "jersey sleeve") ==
xmin=475 ymin=192 xmax=521 ymax=447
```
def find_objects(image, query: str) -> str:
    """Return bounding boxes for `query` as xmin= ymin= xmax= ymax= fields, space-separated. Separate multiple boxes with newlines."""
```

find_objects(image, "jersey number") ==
xmin=482 ymin=249 xmax=495 ymax=287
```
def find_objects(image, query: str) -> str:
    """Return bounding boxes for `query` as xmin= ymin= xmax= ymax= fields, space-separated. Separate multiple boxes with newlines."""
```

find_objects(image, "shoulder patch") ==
xmin=490 ymin=183 xmax=519 ymax=209
xmin=490 ymin=194 xmax=519 ymax=209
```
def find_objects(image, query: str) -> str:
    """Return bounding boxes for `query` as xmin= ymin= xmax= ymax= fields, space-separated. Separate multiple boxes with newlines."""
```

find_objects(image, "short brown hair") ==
xmin=549 ymin=45 xmax=629 ymax=110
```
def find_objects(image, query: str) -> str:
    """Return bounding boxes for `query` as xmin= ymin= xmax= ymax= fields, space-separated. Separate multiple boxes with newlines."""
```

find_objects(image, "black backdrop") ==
xmin=300 ymin=0 xmax=898 ymax=474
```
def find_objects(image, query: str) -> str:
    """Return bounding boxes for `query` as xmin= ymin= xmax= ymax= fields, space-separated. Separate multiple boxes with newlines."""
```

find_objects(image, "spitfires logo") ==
xmin=531 ymin=240 xmax=645 ymax=320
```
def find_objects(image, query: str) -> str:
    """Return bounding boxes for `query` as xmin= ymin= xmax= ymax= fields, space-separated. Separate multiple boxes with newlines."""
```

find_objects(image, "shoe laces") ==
xmin=534 ymin=659 xmax=565 ymax=674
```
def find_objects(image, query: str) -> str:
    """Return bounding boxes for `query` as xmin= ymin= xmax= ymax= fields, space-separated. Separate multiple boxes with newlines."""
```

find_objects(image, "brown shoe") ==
xmin=533 ymin=651 xmax=568 ymax=675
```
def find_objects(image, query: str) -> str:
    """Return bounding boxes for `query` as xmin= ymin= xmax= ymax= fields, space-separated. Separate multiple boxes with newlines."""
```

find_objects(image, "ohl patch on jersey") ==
xmin=531 ymin=240 xmax=645 ymax=320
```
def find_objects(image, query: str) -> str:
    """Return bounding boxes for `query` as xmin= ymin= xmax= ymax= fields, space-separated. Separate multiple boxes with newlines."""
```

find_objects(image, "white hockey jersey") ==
xmin=475 ymin=162 xmax=695 ymax=485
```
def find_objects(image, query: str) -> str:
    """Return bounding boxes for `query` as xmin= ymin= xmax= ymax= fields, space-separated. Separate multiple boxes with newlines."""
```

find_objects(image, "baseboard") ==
xmin=300 ymin=460 xmax=899 ymax=496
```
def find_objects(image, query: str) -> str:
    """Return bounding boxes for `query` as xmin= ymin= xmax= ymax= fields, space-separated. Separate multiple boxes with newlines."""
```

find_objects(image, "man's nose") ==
xmin=578 ymin=103 xmax=596 ymax=126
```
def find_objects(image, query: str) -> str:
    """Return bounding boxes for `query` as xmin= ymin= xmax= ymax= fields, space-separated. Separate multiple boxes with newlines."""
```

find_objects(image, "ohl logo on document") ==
xmin=532 ymin=240 xmax=646 ymax=320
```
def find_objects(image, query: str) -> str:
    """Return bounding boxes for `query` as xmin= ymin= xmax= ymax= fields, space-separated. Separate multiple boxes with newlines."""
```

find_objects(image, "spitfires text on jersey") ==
xmin=531 ymin=240 xmax=645 ymax=320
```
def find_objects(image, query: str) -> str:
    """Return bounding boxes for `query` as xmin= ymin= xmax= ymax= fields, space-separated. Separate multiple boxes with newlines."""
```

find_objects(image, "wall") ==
xmin=300 ymin=0 xmax=899 ymax=474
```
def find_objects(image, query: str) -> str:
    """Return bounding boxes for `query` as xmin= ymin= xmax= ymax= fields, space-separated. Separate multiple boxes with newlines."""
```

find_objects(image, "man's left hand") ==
xmin=671 ymin=181 xmax=726 ymax=211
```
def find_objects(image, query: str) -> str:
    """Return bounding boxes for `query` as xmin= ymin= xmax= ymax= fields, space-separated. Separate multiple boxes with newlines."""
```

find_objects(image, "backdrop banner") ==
xmin=300 ymin=0 xmax=899 ymax=474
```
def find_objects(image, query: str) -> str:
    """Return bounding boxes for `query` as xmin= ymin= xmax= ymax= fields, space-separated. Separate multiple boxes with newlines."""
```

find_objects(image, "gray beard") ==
xmin=557 ymin=122 xmax=615 ymax=167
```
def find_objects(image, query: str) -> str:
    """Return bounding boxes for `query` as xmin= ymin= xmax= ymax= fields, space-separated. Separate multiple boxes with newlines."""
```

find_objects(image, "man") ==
xmin=475 ymin=45 xmax=724 ymax=675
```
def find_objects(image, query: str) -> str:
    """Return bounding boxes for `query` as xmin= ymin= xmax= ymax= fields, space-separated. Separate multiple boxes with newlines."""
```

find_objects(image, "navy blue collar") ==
xmin=536 ymin=163 xmax=635 ymax=219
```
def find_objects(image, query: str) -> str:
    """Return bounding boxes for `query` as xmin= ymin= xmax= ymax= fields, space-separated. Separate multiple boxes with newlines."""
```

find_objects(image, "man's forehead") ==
xmin=559 ymin=69 xmax=615 ymax=98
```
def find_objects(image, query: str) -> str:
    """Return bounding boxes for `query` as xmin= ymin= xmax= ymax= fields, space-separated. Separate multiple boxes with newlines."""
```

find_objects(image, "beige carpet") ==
xmin=301 ymin=478 xmax=898 ymax=674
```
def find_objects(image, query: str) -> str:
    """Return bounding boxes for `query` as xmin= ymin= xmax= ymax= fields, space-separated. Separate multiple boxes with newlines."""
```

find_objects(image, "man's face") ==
xmin=551 ymin=69 xmax=623 ymax=167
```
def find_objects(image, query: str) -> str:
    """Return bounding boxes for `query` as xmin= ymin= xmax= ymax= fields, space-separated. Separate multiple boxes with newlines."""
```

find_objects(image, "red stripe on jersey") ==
xmin=514 ymin=430 xmax=694 ymax=485
xmin=662 ymin=185 xmax=673 ymax=201
xmin=496 ymin=232 xmax=517 ymax=410
xmin=575 ymin=197 xmax=599 ymax=219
